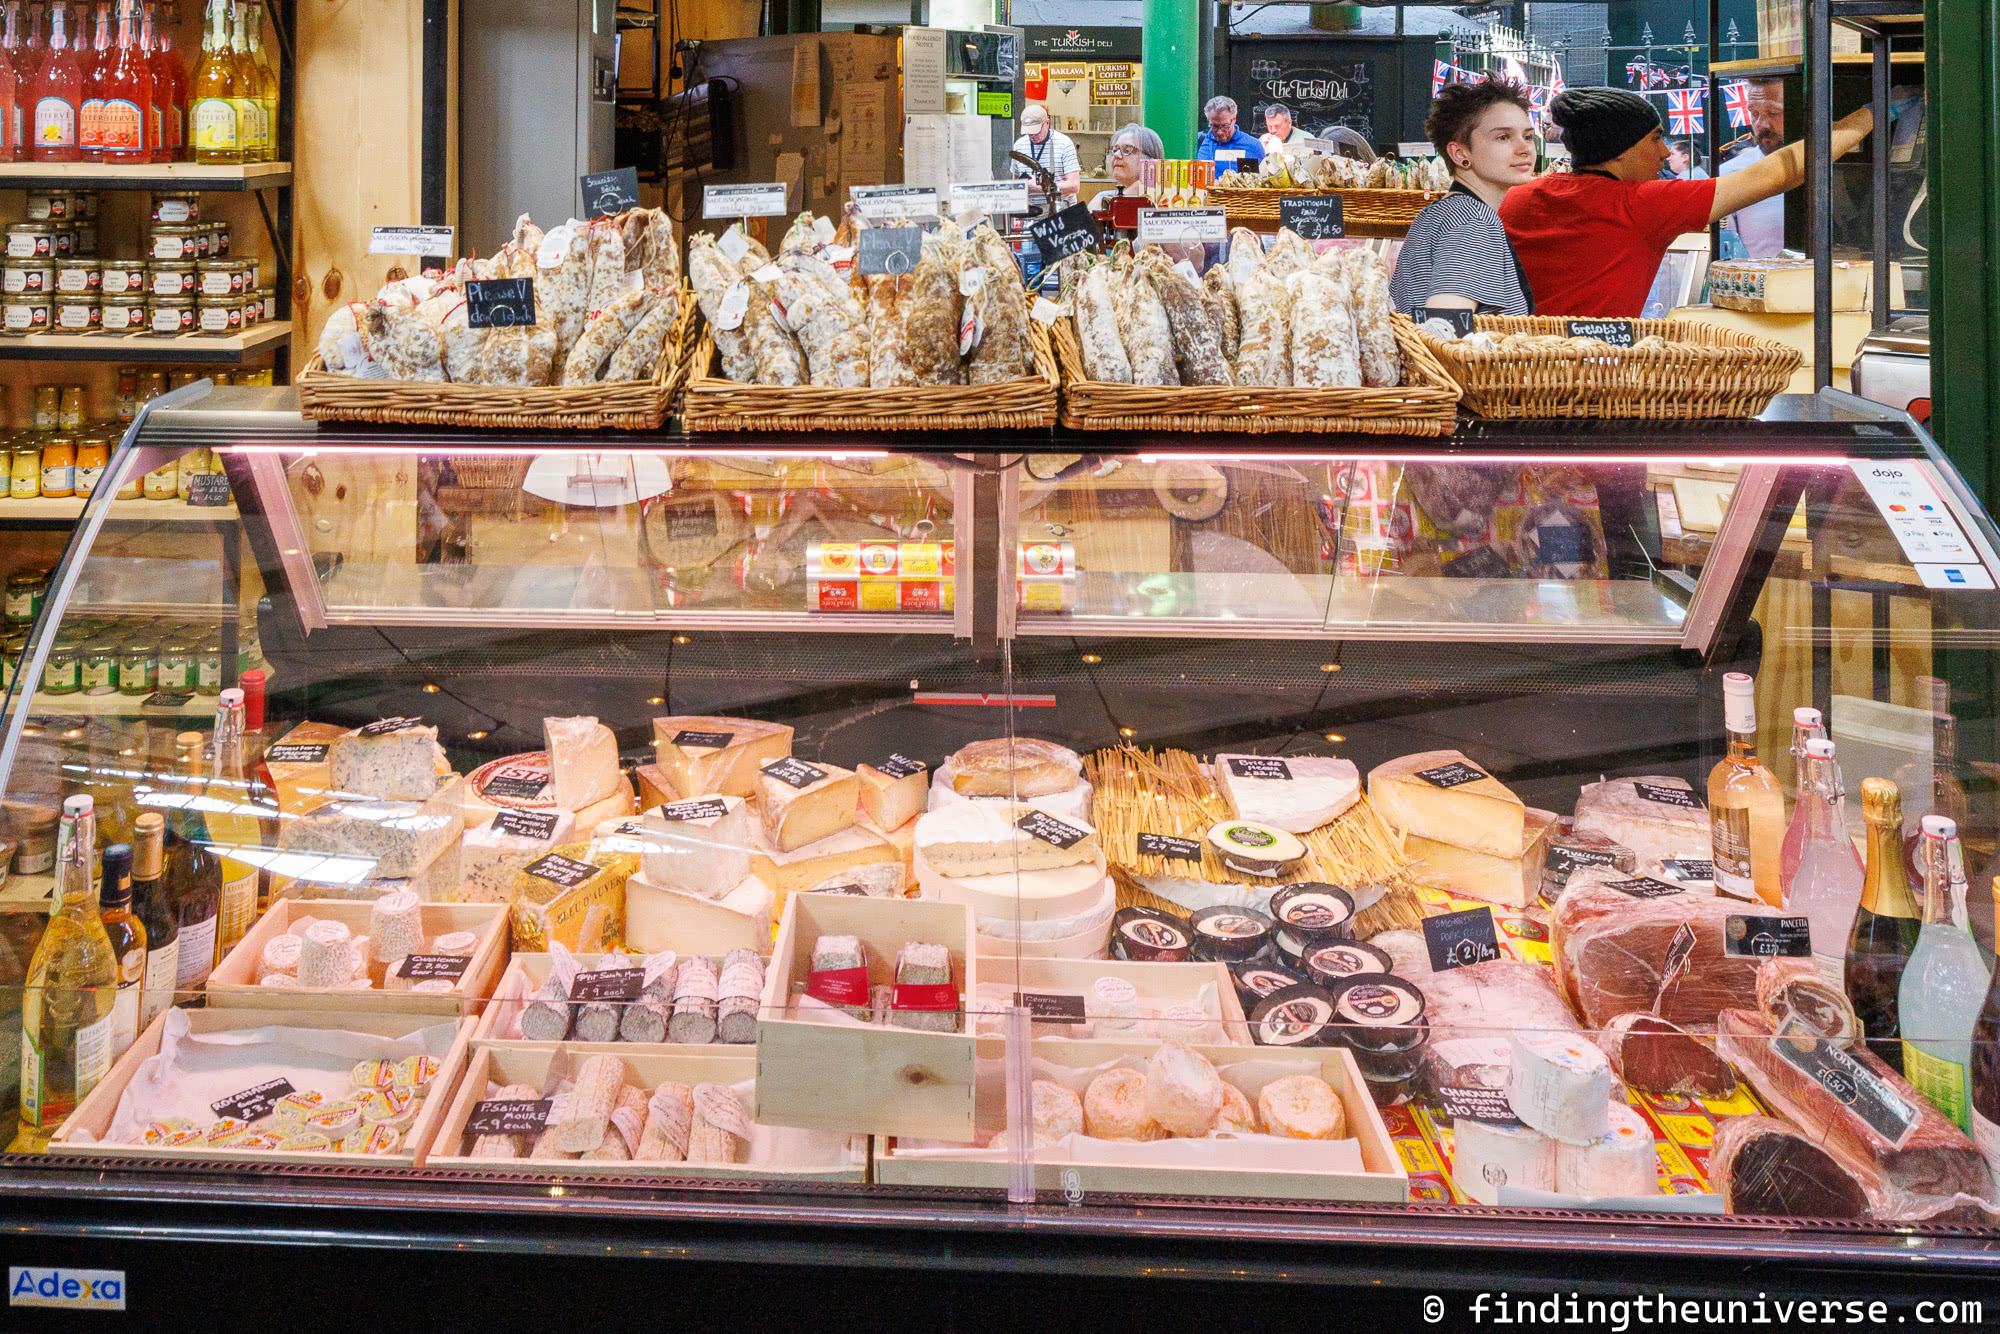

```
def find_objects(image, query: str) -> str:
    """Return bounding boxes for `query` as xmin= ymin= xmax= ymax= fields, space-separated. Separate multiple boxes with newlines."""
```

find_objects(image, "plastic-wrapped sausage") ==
xmin=775 ymin=254 xmax=870 ymax=387
xmin=1114 ymin=262 xmax=1180 ymax=387
xmin=1072 ymin=261 xmax=1132 ymax=383
xmin=904 ymin=231 xmax=967 ymax=385
xmin=865 ymin=275 xmax=920 ymax=387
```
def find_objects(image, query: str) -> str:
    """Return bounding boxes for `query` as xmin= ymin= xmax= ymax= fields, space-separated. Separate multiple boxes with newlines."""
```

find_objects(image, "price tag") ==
xmin=580 ymin=166 xmax=641 ymax=218
xmin=1226 ymin=756 xmax=1291 ymax=781
xmin=1774 ymin=1022 xmax=1919 ymax=1146
xmin=657 ymin=798 xmax=730 ymax=822
xmin=1022 ymin=991 xmax=1088 ymax=1025
xmin=186 ymin=472 xmax=232 ymax=507
xmin=1607 ymin=876 xmax=1688 ymax=900
xmin=1422 ymin=305 xmax=1477 ymax=337
xmin=1422 ymin=906 xmax=1501 ymax=972
xmin=1415 ymin=762 xmax=1489 ymax=789
xmin=1397 ymin=141 xmax=1435 ymax=159
xmin=673 ymin=729 xmax=735 ymax=748
xmin=761 ymin=757 xmax=827 ymax=790
xmin=857 ymin=226 xmax=924 ymax=276
xmin=210 ymin=1077 xmax=294 ymax=1123
xmin=264 ymin=743 xmax=329 ymax=764
xmin=369 ymin=225 xmax=455 ymax=257
xmin=523 ymin=853 xmax=598 ymax=891
xmin=1725 ymin=915 xmax=1812 ymax=958
xmin=467 ymin=1098 xmax=552 ymax=1136
xmin=399 ymin=953 xmax=471 ymax=982
xmin=492 ymin=809 xmax=563 ymax=841
xmin=1136 ymin=832 xmax=1202 ymax=862
xmin=809 ymin=883 xmax=871 ymax=896
xmin=1565 ymin=318 xmax=1637 ymax=348
xmin=876 ymin=754 xmax=927 ymax=780
xmin=703 ymin=183 xmax=789 ymax=218
xmin=1439 ymin=1085 xmax=1521 ymax=1126
xmin=465 ymin=277 xmax=536 ymax=329
xmin=1027 ymin=202 xmax=1100 ymax=262
xmin=1213 ymin=148 xmax=1246 ymax=165
xmin=1279 ymin=194 xmax=1345 ymax=239
xmin=1136 ymin=208 xmax=1228 ymax=245
xmin=851 ymin=185 xmax=940 ymax=220
xmin=1634 ymin=781 xmax=1702 ymax=810
xmin=1017 ymin=810 xmax=1091 ymax=850
xmin=482 ymin=770 xmax=550 ymax=800
xmin=951 ymin=180 xmax=1031 ymax=216
xmin=570 ymin=967 xmax=646 ymax=1002
xmin=358 ymin=716 xmax=424 ymax=737
xmin=1663 ymin=857 xmax=1716 ymax=885
xmin=143 ymin=691 xmax=194 ymax=710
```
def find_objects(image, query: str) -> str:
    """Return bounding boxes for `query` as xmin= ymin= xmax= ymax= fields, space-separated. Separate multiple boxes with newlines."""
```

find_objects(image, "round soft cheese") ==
xmin=926 ymin=772 xmax=1094 ymax=825
xmin=913 ymin=846 xmax=1111 ymax=922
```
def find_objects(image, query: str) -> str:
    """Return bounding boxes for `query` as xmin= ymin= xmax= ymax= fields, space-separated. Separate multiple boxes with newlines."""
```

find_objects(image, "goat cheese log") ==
xmin=1115 ymin=262 xmax=1181 ymax=386
xmin=904 ymin=232 xmax=967 ymax=386
xmin=687 ymin=234 xmax=759 ymax=383
xmin=560 ymin=287 xmax=656 ymax=385
xmin=1073 ymin=261 xmax=1133 ymax=383
xmin=1287 ymin=268 xmax=1362 ymax=387
xmin=1142 ymin=250 xmax=1233 ymax=386
xmin=865 ymin=275 xmax=920 ymax=387
xmin=1232 ymin=264 xmax=1292 ymax=386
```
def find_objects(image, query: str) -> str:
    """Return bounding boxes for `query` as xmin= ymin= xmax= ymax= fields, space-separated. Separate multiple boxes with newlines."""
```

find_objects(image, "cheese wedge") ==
xmin=264 ymin=722 xmax=347 ymax=815
xmin=747 ymin=821 xmax=903 ymax=900
xmin=913 ymin=801 xmax=1099 ymax=878
xmin=858 ymin=759 xmax=927 ymax=832
xmin=633 ymin=762 xmax=677 ymax=814
xmin=652 ymin=715 xmax=794 ymax=799
xmin=625 ymin=870 xmax=774 ymax=956
xmin=1406 ymin=807 xmax=1559 ymax=909
xmin=457 ymin=751 xmax=632 ymax=835
xmin=1213 ymin=753 xmax=1361 ymax=833
xmin=544 ymin=716 xmax=622 ymax=811
xmin=1368 ymin=749 xmax=1525 ymax=858
xmin=758 ymin=759 xmax=858 ymax=853
xmin=461 ymin=807 xmax=576 ymax=904
xmin=632 ymin=795 xmax=755 ymax=897
xmin=508 ymin=841 xmax=638 ymax=952
xmin=330 ymin=719 xmax=444 ymax=801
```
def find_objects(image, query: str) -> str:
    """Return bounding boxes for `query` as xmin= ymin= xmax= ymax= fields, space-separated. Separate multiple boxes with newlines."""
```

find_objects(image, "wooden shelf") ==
xmin=0 ymin=495 xmax=239 ymax=525
xmin=1713 ymin=51 xmax=1925 ymax=74
xmin=12 ymin=688 xmax=223 ymax=719
xmin=0 ymin=321 xmax=291 ymax=364
xmin=0 ymin=161 xmax=292 ymax=192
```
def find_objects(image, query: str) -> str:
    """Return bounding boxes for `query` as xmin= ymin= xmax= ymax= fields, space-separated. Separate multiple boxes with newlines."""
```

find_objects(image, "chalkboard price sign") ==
xmin=1565 ymin=318 xmax=1637 ymax=347
xmin=465 ymin=277 xmax=536 ymax=330
xmin=857 ymin=226 xmax=925 ymax=276
xmin=1422 ymin=305 xmax=1477 ymax=337
xmin=1027 ymin=202 xmax=1100 ymax=262
xmin=580 ymin=166 xmax=641 ymax=218
xmin=1279 ymin=193 xmax=1345 ymax=238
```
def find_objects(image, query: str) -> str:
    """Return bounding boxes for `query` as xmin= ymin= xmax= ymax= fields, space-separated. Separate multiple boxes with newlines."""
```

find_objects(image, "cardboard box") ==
xmin=207 ymin=899 xmax=508 ymax=1016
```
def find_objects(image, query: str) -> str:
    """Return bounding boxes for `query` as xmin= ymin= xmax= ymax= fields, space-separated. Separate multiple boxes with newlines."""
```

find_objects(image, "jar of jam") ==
xmin=42 ymin=636 xmax=81 ymax=695
xmin=147 ymin=262 xmax=195 ymax=299
xmin=196 ymin=260 xmax=244 ymax=297
xmin=53 ymin=257 xmax=98 ymax=295
xmin=150 ymin=191 xmax=200 ymax=224
xmin=156 ymin=638 xmax=197 ymax=692
xmin=5 ymin=222 xmax=56 ymax=259
xmin=4 ymin=571 xmax=43 ymax=623
xmin=74 ymin=436 xmax=108 ymax=496
xmin=2 ymin=295 xmax=50 ymax=335
xmin=101 ymin=293 xmax=148 ymax=332
xmin=81 ymin=640 xmax=118 ymax=692
xmin=195 ymin=635 xmax=224 ymax=693
xmin=99 ymin=257 xmax=145 ymax=295
xmin=31 ymin=386 xmax=57 ymax=429
xmin=212 ymin=224 xmax=230 ymax=257
xmin=147 ymin=225 xmax=202 ymax=262
xmin=8 ymin=443 xmax=39 ymax=497
xmin=53 ymin=295 xmax=100 ymax=332
xmin=117 ymin=639 xmax=156 ymax=694
xmin=2 ymin=259 xmax=53 ymax=295
xmin=149 ymin=298 xmax=194 ymax=335
xmin=39 ymin=438 xmax=75 ymax=497
xmin=196 ymin=294 xmax=244 ymax=335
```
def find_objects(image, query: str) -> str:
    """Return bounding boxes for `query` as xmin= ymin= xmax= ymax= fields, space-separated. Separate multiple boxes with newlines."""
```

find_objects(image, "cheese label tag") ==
xmin=672 ymin=729 xmax=736 ymax=749
xmin=1633 ymin=781 xmax=1701 ymax=810
xmin=1565 ymin=317 xmax=1636 ymax=347
xmin=1545 ymin=844 xmax=1622 ymax=884
xmin=358 ymin=716 xmax=425 ymax=737
xmin=1422 ymin=906 xmax=1501 ymax=972
xmin=877 ymin=753 xmax=926 ymax=780
xmin=210 ymin=1077 xmax=294 ymax=1123
xmin=1137 ymin=832 xmax=1203 ymax=862
xmin=1773 ymin=1021 xmax=1920 ymax=1147
xmin=1226 ymin=756 xmax=1292 ymax=782
xmin=467 ymin=1097 xmax=552 ymax=1136
xmin=1023 ymin=991 xmax=1088 ymax=1025
xmin=761 ymin=757 xmax=826 ymax=789
xmin=1439 ymin=1085 xmax=1522 ymax=1127
xmin=657 ymin=798 xmax=730 ymax=822
xmin=1725 ymin=915 xmax=1812 ymax=958
xmin=264 ymin=742 xmax=330 ymax=764
xmin=809 ymin=883 xmax=871 ymax=896
xmin=1016 ymin=810 xmax=1090 ymax=850
xmin=570 ymin=967 xmax=645 ymax=1002
xmin=523 ymin=853 xmax=598 ymax=891
xmin=492 ymin=809 xmax=563 ymax=841
xmin=1663 ymin=857 xmax=1716 ymax=884
xmin=482 ymin=770 xmax=551 ymax=800
xmin=399 ymin=953 xmax=471 ymax=982
xmin=1607 ymin=876 xmax=1687 ymax=900
xmin=1414 ymin=761 xmax=1489 ymax=789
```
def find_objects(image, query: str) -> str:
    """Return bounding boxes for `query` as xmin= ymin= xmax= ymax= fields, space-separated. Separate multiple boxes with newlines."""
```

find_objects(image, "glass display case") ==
xmin=2 ymin=384 xmax=1998 ymax=1312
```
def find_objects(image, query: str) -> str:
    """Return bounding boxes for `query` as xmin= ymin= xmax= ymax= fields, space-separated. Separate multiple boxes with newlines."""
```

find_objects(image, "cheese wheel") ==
xmin=1143 ymin=1042 xmax=1225 ymax=1137
xmin=1031 ymin=1080 xmax=1084 ymax=1147
xmin=946 ymin=737 xmax=1082 ymax=797
xmin=1257 ymin=1074 xmax=1346 ymax=1141
xmin=1216 ymin=1080 xmax=1259 ymax=1134
xmin=1082 ymin=1069 xmax=1166 ymax=1141
xmin=1453 ymin=1117 xmax=1558 ymax=1205
xmin=913 ymin=845 xmax=1111 ymax=923
xmin=1554 ymin=1101 xmax=1658 ymax=1199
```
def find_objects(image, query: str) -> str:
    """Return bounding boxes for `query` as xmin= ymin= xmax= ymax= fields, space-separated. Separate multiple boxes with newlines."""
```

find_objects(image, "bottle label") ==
xmin=79 ymin=96 xmax=104 ymax=149
xmin=1813 ymin=952 xmax=1845 ymax=992
xmin=141 ymin=938 xmax=179 ymax=1025
xmin=99 ymin=98 xmax=143 ymax=152
xmin=110 ymin=977 xmax=140 ymax=1057
xmin=1711 ymin=807 xmax=1757 ymax=900
xmin=73 ymin=1010 xmax=112 ymax=1099
xmin=175 ymin=913 xmax=218 ymax=989
xmin=1901 ymin=1042 xmax=1972 ymax=1133
xmin=33 ymin=97 xmax=77 ymax=149
xmin=190 ymin=97 xmax=236 ymax=150
xmin=218 ymin=868 xmax=257 ymax=949
xmin=1974 ymin=1108 xmax=2000 ymax=1189
xmin=19 ymin=1029 xmax=42 ymax=1127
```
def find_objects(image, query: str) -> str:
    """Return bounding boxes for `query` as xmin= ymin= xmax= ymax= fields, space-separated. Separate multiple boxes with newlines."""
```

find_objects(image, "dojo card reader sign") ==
xmin=1850 ymin=460 xmax=1997 ymax=589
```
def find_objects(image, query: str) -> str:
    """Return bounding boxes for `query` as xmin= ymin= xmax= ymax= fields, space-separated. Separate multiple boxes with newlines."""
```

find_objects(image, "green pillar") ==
xmin=1143 ymin=0 xmax=1201 ymax=157
xmin=1927 ymin=0 xmax=1999 ymax=507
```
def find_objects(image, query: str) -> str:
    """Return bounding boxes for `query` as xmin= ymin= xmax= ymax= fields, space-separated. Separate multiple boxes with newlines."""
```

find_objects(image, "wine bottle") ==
xmin=206 ymin=687 xmax=263 ymax=954
xmin=96 ymin=839 xmax=145 ymax=1059
xmin=1846 ymin=777 xmax=1922 ymax=1074
xmin=129 ymin=810 xmax=178 ymax=1028
xmin=166 ymin=729 xmax=220 ymax=997
xmin=1966 ymin=878 xmax=2000 ymax=1187
xmin=1708 ymin=671 xmax=1785 ymax=905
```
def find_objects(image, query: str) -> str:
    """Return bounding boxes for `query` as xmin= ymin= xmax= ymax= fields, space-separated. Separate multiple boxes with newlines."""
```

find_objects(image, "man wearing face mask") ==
xmin=1195 ymin=95 xmax=1265 ymax=172
xmin=1501 ymin=86 xmax=1872 ymax=316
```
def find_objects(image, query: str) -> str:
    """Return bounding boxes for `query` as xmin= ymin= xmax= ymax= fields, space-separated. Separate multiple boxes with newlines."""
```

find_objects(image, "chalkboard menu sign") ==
xmin=1237 ymin=53 xmax=1375 ymax=138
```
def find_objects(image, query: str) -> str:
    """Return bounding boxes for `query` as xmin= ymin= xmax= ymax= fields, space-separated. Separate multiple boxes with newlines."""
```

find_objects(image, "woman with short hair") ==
xmin=1389 ymin=79 xmax=1540 ymax=318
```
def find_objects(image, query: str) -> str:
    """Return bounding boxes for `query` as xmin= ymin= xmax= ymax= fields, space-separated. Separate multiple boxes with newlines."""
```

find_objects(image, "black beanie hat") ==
xmin=1551 ymin=87 xmax=1662 ymax=166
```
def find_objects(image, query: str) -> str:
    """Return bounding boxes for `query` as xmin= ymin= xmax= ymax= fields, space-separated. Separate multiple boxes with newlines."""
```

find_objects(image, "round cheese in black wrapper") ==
xmin=1303 ymin=939 xmax=1393 ymax=989
xmin=1272 ymin=926 xmax=1314 ymax=974
xmin=1190 ymin=905 xmax=1275 ymax=963
xmin=1205 ymin=819 xmax=1306 ymax=879
xmin=1229 ymin=959 xmax=1308 ymax=1014
xmin=1327 ymin=973 xmax=1431 ymax=1085
xmin=1110 ymin=906 xmax=1194 ymax=963
xmin=1267 ymin=882 xmax=1356 ymax=942
xmin=1249 ymin=982 xmax=1338 ymax=1049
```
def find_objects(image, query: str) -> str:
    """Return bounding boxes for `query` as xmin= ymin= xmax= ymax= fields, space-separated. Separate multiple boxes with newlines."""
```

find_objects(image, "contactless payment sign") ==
xmin=1850 ymin=461 xmax=1997 ymax=588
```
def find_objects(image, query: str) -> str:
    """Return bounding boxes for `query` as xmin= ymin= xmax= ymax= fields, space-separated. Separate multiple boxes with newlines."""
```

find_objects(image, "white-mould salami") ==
xmin=1286 ymin=269 xmax=1361 ymax=387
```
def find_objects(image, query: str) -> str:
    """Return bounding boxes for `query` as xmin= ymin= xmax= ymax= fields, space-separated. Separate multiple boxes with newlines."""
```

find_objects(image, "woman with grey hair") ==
xmin=1088 ymin=122 xmax=1165 ymax=212
xmin=1197 ymin=94 xmax=1264 ymax=168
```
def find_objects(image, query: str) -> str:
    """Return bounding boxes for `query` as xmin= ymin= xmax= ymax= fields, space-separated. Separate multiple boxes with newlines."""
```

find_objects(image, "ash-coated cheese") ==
xmin=1212 ymin=753 xmax=1360 ymax=834
xmin=1368 ymin=750 xmax=1525 ymax=857
xmin=633 ymin=795 xmax=755 ymax=896
xmin=758 ymin=759 xmax=859 ymax=853
xmin=272 ymin=827 xmax=462 ymax=904
xmin=460 ymin=807 xmax=576 ymax=904
xmin=1571 ymin=776 xmax=1709 ymax=870
xmin=278 ymin=777 xmax=466 ymax=879
xmin=1406 ymin=808 xmax=1558 ymax=909
xmin=330 ymin=719 xmax=445 ymax=801
xmin=1453 ymin=1116 xmax=1558 ymax=1205
xmin=913 ymin=801 xmax=1099 ymax=879
xmin=1506 ymin=1032 xmax=1614 ymax=1146
xmin=651 ymin=715 xmax=794 ymax=799
xmin=543 ymin=716 xmax=623 ymax=811
xmin=1554 ymin=1101 xmax=1657 ymax=1198
xmin=858 ymin=760 xmax=927 ymax=832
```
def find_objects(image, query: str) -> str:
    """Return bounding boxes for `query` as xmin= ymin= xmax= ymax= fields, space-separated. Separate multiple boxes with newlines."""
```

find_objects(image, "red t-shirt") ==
xmin=1498 ymin=172 xmax=1718 ymax=317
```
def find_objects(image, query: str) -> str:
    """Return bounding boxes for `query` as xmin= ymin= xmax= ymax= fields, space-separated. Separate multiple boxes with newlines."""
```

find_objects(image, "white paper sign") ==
xmin=1398 ymin=141 xmax=1435 ymax=159
xmin=852 ymin=185 xmax=940 ymax=220
xmin=1136 ymin=208 xmax=1228 ymax=245
xmin=1850 ymin=461 xmax=1987 ymax=569
xmin=369 ymin=226 xmax=454 ymax=256
xmin=902 ymin=27 xmax=949 ymax=114
xmin=1213 ymin=148 xmax=1245 ymax=165
xmin=703 ymin=183 xmax=790 ymax=218
xmin=950 ymin=180 xmax=1031 ymax=216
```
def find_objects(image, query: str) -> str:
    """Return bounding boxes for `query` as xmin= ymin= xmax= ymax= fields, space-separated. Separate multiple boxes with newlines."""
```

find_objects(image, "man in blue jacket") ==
xmin=1194 ymin=96 xmax=1265 ymax=170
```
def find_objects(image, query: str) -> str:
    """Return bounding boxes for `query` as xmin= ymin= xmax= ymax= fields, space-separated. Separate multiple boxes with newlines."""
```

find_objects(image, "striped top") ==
xmin=1388 ymin=187 xmax=1534 ymax=318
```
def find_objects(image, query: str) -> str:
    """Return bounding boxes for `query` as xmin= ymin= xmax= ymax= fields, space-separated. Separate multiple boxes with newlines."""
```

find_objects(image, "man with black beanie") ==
xmin=1499 ymin=85 xmax=1873 ymax=316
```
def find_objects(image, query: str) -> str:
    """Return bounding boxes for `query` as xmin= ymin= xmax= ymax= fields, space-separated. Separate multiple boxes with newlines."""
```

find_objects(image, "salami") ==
xmin=1142 ymin=250 xmax=1232 ymax=386
xmin=1231 ymin=264 xmax=1291 ymax=387
xmin=1073 ymin=261 xmax=1132 ymax=384
xmin=964 ymin=223 xmax=1032 ymax=385
xmin=363 ymin=304 xmax=446 ymax=381
xmin=638 ymin=208 xmax=679 ymax=291
xmin=775 ymin=255 xmax=870 ymax=387
xmin=1350 ymin=250 xmax=1403 ymax=388
xmin=539 ymin=223 xmax=593 ymax=364
xmin=602 ymin=288 xmax=679 ymax=382
xmin=560 ymin=287 xmax=655 ymax=384
xmin=904 ymin=231 xmax=967 ymax=386
xmin=1264 ymin=228 xmax=1315 ymax=280
xmin=687 ymin=234 xmax=758 ymax=382
xmin=1224 ymin=226 xmax=1266 ymax=289
xmin=1114 ymin=262 xmax=1180 ymax=387
xmin=1286 ymin=269 xmax=1360 ymax=387
xmin=743 ymin=265 xmax=806 ymax=386
xmin=582 ymin=218 xmax=628 ymax=321
xmin=865 ymin=275 xmax=920 ymax=387
xmin=1203 ymin=264 xmax=1240 ymax=363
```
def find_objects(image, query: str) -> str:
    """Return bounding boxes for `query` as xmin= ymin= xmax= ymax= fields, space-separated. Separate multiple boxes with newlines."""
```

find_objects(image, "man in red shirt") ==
xmin=1501 ymin=87 xmax=1873 ymax=316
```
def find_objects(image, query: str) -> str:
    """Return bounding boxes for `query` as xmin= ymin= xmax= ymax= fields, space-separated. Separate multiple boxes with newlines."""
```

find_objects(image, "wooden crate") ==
xmin=425 ymin=1042 xmax=867 ymax=1182
xmin=207 ymin=900 xmax=509 ymax=1017
xmin=974 ymin=955 xmax=1252 ymax=1044
xmin=472 ymin=950 xmax=761 ymax=1053
xmin=51 ymin=1006 xmax=472 ymax=1168
xmin=873 ymin=1039 xmax=1406 ymax=1203
xmin=754 ymin=893 xmax=978 ymax=1142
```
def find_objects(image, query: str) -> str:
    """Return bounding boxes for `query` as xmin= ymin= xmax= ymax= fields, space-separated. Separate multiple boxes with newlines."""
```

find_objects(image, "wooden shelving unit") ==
xmin=0 ymin=321 xmax=293 ymax=365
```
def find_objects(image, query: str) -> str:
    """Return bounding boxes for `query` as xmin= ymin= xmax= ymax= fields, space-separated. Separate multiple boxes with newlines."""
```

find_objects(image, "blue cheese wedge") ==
xmin=460 ymin=807 xmax=577 ymax=904
xmin=277 ymin=777 xmax=465 ymax=879
xmin=330 ymin=718 xmax=446 ymax=801
xmin=270 ymin=828 xmax=461 ymax=903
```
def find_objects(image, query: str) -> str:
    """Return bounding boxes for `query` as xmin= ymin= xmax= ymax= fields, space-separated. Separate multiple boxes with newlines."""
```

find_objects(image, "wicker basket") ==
xmin=678 ymin=312 xmax=1059 ymax=432
xmin=1416 ymin=314 xmax=1804 ymax=420
xmin=295 ymin=289 xmax=698 ymax=431
xmin=1210 ymin=185 xmax=1445 ymax=233
xmin=1054 ymin=313 xmax=1460 ymax=436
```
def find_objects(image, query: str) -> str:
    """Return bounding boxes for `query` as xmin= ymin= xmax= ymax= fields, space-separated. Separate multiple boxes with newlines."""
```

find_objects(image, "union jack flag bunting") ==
xmin=1723 ymin=81 xmax=1752 ymax=128
xmin=1626 ymin=57 xmax=1651 ymax=85
xmin=1665 ymin=87 xmax=1705 ymax=136
xmin=1550 ymin=66 xmax=1565 ymax=97
xmin=1648 ymin=67 xmax=1671 ymax=88
xmin=1671 ymin=67 xmax=1691 ymax=86
xmin=1433 ymin=59 xmax=1452 ymax=96
xmin=1527 ymin=84 xmax=1550 ymax=116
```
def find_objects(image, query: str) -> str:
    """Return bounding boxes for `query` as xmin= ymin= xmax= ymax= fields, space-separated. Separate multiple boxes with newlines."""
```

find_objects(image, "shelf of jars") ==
xmin=0 ymin=493 xmax=238 ymax=522
xmin=0 ymin=161 xmax=291 ymax=191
